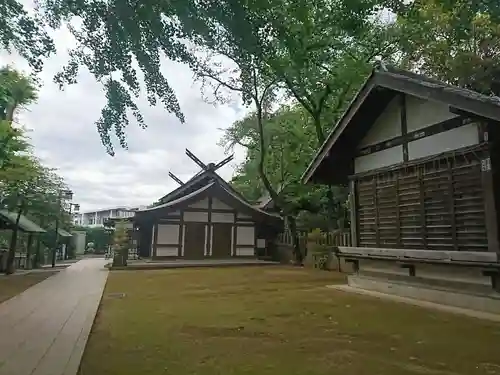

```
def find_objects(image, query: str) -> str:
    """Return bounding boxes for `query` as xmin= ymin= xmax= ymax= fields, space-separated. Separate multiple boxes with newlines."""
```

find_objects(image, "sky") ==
xmin=1 ymin=25 xmax=248 ymax=213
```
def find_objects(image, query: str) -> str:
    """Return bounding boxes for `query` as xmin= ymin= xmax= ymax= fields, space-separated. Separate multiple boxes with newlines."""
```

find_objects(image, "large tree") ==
xmin=2 ymin=0 xmax=403 ymax=154
xmin=0 ymin=65 xmax=70 ymax=272
xmin=394 ymin=0 xmax=500 ymax=95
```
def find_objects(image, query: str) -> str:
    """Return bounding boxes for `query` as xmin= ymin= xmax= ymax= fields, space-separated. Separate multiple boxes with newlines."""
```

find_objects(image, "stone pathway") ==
xmin=0 ymin=258 xmax=109 ymax=375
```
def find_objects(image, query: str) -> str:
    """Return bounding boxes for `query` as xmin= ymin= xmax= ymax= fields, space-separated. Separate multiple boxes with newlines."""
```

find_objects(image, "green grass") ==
xmin=80 ymin=267 xmax=500 ymax=375
xmin=0 ymin=271 xmax=57 ymax=303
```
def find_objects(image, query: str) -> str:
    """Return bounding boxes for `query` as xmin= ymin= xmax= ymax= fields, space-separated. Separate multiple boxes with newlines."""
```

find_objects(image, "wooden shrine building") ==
xmin=134 ymin=150 xmax=283 ymax=260
xmin=302 ymin=65 xmax=500 ymax=313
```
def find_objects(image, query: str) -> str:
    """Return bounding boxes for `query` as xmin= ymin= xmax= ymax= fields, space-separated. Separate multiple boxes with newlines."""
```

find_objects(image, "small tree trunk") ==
xmin=287 ymin=216 xmax=303 ymax=265
xmin=34 ymin=236 xmax=42 ymax=268
xmin=33 ymin=217 xmax=45 ymax=268
xmin=325 ymin=186 xmax=339 ymax=230
xmin=6 ymin=204 xmax=24 ymax=275
xmin=25 ymin=233 xmax=34 ymax=269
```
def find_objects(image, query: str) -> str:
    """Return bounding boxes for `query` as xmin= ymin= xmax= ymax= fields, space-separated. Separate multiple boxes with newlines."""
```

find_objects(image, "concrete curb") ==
xmin=327 ymin=284 xmax=500 ymax=322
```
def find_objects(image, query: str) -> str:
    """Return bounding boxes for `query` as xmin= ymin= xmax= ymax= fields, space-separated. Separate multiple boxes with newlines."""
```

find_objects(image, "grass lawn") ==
xmin=0 ymin=271 xmax=57 ymax=303
xmin=80 ymin=267 xmax=500 ymax=375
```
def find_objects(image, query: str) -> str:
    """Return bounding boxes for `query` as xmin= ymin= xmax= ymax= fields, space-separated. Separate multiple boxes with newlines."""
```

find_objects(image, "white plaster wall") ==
xmin=156 ymin=246 xmax=179 ymax=257
xmin=359 ymin=97 xmax=401 ymax=148
xmin=157 ymin=224 xmax=179 ymax=245
xmin=236 ymin=247 xmax=255 ymax=256
xmin=408 ymin=123 xmax=479 ymax=160
xmin=212 ymin=198 xmax=233 ymax=210
xmin=211 ymin=212 xmax=235 ymax=223
xmin=354 ymin=145 xmax=404 ymax=174
xmin=237 ymin=226 xmax=255 ymax=245
xmin=183 ymin=211 xmax=209 ymax=222
xmin=406 ymin=96 xmax=459 ymax=132
xmin=188 ymin=197 xmax=209 ymax=209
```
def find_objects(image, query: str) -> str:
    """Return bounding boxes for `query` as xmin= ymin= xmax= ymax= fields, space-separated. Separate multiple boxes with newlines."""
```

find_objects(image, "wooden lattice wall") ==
xmin=355 ymin=148 xmax=489 ymax=251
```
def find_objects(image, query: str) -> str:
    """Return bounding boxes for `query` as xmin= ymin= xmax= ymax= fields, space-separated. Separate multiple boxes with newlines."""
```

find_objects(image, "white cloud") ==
xmin=2 ymin=25 xmax=248 ymax=212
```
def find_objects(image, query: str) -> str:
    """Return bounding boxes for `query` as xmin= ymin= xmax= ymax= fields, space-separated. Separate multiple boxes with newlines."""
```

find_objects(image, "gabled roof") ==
xmin=301 ymin=65 xmax=500 ymax=185
xmin=137 ymin=180 xmax=282 ymax=226
xmin=158 ymin=168 xmax=249 ymax=205
xmin=0 ymin=210 xmax=46 ymax=233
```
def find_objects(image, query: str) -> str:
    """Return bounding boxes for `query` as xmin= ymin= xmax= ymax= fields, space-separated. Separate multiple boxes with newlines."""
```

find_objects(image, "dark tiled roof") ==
xmin=0 ymin=210 xmax=46 ymax=233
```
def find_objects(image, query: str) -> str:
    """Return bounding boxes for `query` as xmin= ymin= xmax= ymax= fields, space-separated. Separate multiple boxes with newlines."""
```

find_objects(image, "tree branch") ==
xmin=198 ymin=72 xmax=243 ymax=93
xmin=283 ymin=75 xmax=316 ymax=117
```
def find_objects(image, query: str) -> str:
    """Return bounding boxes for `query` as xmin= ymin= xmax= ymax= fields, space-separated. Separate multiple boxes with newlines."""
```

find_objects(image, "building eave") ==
xmin=301 ymin=66 xmax=500 ymax=186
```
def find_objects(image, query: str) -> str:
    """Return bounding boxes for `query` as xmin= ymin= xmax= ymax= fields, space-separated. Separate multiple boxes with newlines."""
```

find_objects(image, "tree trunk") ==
xmin=287 ymin=215 xmax=303 ymax=265
xmin=25 ymin=233 xmax=34 ymax=269
xmin=255 ymin=103 xmax=281 ymax=209
xmin=34 ymin=217 xmax=45 ymax=268
xmin=325 ymin=186 xmax=339 ymax=230
xmin=34 ymin=236 xmax=42 ymax=268
xmin=5 ymin=203 xmax=24 ymax=275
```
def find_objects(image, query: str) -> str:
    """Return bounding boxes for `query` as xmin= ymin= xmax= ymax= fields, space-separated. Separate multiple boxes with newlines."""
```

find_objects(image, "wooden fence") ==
xmin=277 ymin=230 xmax=352 ymax=248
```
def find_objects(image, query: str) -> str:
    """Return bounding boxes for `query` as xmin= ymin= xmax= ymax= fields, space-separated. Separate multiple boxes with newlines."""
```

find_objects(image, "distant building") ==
xmin=74 ymin=206 xmax=146 ymax=228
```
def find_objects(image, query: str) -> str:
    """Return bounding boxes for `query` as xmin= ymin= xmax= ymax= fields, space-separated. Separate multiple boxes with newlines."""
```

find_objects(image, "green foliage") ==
xmin=222 ymin=104 xmax=349 ymax=229
xmin=76 ymin=227 xmax=111 ymax=253
xmin=112 ymin=221 xmax=129 ymax=267
xmin=0 ymin=1 xmax=55 ymax=72
xmin=2 ymin=0 xmax=402 ymax=155
xmin=395 ymin=0 xmax=500 ymax=94
xmin=0 ymin=65 xmax=72 ymax=271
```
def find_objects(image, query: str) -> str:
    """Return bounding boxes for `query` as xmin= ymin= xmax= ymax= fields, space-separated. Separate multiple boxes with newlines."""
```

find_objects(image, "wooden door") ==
xmin=211 ymin=223 xmax=233 ymax=258
xmin=183 ymin=223 xmax=206 ymax=259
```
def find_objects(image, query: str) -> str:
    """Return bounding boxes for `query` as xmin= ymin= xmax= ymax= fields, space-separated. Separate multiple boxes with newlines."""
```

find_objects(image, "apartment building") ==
xmin=74 ymin=206 xmax=144 ymax=228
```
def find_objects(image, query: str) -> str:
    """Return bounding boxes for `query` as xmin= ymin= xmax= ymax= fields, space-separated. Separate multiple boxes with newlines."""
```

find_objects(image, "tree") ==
xmin=112 ymin=221 xmax=129 ymax=267
xmin=0 ymin=67 xmax=34 ymax=167
xmin=2 ymin=0 xmax=402 ymax=155
xmin=0 ymin=156 xmax=43 ymax=274
xmin=222 ymin=105 xmax=349 ymax=231
xmin=0 ymin=66 xmax=70 ymax=271
xmin=394 ymin=0 xmax=500 ymax=95
xmin=0 ymin=66 xmax=38 ymax=123
xmin=0 ymin=0 xmax=54 ymax=72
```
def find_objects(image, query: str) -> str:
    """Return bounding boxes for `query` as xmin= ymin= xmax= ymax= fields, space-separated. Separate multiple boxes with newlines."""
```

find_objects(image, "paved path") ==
xmin=0 ymin=258 xmax=109 ymax=375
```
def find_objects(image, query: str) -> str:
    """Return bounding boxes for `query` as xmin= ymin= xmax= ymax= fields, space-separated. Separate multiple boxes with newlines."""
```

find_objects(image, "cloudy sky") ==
xmin=1 ymin=25 xmax=248 ymax=212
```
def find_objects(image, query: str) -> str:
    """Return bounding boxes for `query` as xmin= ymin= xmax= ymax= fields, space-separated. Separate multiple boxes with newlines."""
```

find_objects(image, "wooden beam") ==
xmin=349 ymin=180 xmax=358 ymax=247
xmin=400 ymin=94 xmax=409 ymax=162
xmin=213 ymin=154 xmax=234 ymax=170
xmin=185 ymin=148 xmax=208 ymax=170
xmin=356 ymin=116 xmax=471 ymax=157
xmin=447 ymin=160 xmax=458 ymax=251
xmin=168 ymin=172 xmax=184 ymax=185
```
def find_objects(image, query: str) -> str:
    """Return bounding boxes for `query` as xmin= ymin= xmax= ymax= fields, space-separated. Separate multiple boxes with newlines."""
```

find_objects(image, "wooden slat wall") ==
xmin=356 ymin=152 xmax=488 ymax=251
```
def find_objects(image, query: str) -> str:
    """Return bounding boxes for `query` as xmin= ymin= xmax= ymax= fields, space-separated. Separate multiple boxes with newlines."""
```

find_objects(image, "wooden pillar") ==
xmin=482 ymin=155 xmax=499 ymax=253
xmin=152 ymin=222 xmax=158 ymax=258
xmin=349 ymin=179 xmax=358 ymax=247
xmin=400 ymin=94 xmax=409 ymax=162
xmin=206 ymin=197 xmax=213 ymax=257
xmin=483 ymin=121 xmax=500 ymax=256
